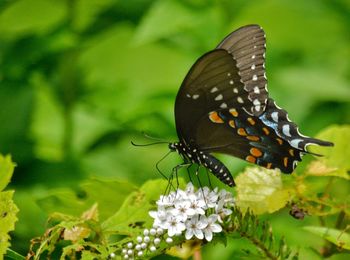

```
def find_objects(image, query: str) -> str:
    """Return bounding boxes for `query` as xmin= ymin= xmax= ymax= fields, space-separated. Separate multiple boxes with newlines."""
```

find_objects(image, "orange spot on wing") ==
xmin=237 ymin=128 xmax=247 ymax=136
xmin=262 ymin=127 xmax=270 ymax=135
xmin=247 ymin=135 xmax=260 ymax=141
xmin=266 ymin=162 xmax=272 ymax=169
xmin=283 ymin=157 xmax=289 ymax=167
xmin=246 ymin=155 xmax=256 ymax=163
xmin=289 ymin=149 xmax=294 ymax=156
xmin=228 ymin=120 xmax=235 ymax=128
xmin=250 ymin=147 xmax=263 ymax=157
xmin=276 ymin=138 xmax=283 ymax=145
xmin=209 ymin=111 xmax=224 ymax=123
xmin=229 ymin=108 xmax=238 ymax=117
xmin=247 ymin=117 xmax=256 ymax=125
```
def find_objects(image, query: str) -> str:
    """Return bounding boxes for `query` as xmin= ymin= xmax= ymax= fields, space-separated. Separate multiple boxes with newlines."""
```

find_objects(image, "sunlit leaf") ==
xmin=303 ymin=226 xmax=350 ymax=250
xmin=235 ymin=167 xmax=292 ymax=214
xmin=0 ymin=191 xmax=19 ymax=258
xmin=134 ymin=0 xmax=199 ymax=45
xmin=311 ymin=125 xmax=350 ymax=167
xmin=102 ymin=178 xmax=185 ymax=235
xmin=0 ymin=155 xmax=15 ymax=191
xmin=0 ymin=0 xmax=66 ymax=38
xmin=306 ymin=160 xmax=349 ymax=180
xmin=37 ymin=179 xmax=137 ymax=221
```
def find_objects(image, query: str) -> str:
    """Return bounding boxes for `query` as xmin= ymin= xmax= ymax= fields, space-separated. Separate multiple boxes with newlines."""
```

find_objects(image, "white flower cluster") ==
xmin=149 ymin=183 xmax=234 ymax=242
xmin=118 ymin=227 xmax=172 ymax=259
xmin=115 ymin=183 xmax=234 ymax=259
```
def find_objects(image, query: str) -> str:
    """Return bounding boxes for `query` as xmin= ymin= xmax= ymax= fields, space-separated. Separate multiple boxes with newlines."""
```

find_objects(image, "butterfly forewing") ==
xmin=217 ymin=25 xmax=268 ymax=116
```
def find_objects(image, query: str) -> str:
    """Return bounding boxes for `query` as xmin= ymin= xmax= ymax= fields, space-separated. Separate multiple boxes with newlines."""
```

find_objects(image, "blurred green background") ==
xmin=1 ymin=0 xmax=350 ymax=258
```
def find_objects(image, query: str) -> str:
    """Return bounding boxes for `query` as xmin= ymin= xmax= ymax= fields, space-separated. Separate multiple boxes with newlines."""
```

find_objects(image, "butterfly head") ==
xmin=168 ymin=143 xmax=177 ymax=151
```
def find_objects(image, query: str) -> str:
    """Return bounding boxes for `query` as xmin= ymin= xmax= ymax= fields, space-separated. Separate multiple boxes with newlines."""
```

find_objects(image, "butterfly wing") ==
xmin=174 ymin=25 xmax=333 ymax=173
xmin=217 ymin=24 xmax=268 ymax=116
xmin=194 ymin=98 xmax=333 ymax=173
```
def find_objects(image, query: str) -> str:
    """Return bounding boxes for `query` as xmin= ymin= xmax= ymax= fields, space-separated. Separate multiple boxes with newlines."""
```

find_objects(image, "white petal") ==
xmin=185 ymin=229 xmax=194 ymax=240
xmin=168 ymin=227 xmax=176 ymax=237
xmin=194 ymin=229 xmax=204 ymax=239
xmin=204 ymin=229 xmax=213 ymax=241
xmin=210 ymin=223 xmax=222 ymax=233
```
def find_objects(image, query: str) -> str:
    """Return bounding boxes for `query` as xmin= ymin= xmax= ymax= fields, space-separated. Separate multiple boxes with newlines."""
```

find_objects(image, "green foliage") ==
xmin=0 ymin=0 xmax=349 ymax=259
xmin=303 ymin=226 xmax=350 ymax=250
xmin=235 ymin=167 xmax=291 ymax=214
xmin=0 ymin=155 xmax=19 ymax=258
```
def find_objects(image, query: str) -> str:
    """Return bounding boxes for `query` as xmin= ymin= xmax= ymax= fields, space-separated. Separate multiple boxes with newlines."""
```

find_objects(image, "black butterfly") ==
xmin=168 ymin=24 xmax=333 ymax=187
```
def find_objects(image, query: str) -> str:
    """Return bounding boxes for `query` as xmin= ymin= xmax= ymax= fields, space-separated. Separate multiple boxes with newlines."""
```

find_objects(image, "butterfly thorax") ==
xmin=169 ymin=141 xmax=235 ymax=186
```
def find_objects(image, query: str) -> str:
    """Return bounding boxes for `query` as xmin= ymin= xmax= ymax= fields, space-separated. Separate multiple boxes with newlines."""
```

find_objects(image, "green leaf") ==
xmin=37 ymin=178 xmax=137 ymax=221
xmin=134 ymin=0 xmax=199 ymax=45
xmin=0 ymin=191 xmax=19 ymax=258
xmin=309 ymin=125 xmax=350 ymax=178
xmin=102 ymin=178 xmax=185 ymax=235
xmin=0 ymin=0 xmax=66 ymax=38
xmin=5 ymin=248 xmax=25 ymax=260
xmin=0 ymin=154 xmax=16 ymax=191
xmin=235 ymin=167 xmax=291 ymax=214
xmin=303 ymin=226 xmax=350 ymax=250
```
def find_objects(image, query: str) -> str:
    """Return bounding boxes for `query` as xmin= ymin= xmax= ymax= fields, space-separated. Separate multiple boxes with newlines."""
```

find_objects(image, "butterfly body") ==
xmin=171 ymin=25 xmax=333 ymax=187
xmin=169 ymin=142 xmax=235 ymax=186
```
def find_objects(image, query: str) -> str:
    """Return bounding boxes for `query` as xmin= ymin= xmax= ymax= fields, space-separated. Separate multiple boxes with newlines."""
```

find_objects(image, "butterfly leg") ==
xmin=205 ymin=168 xmax=213 ymax=189
xmin=194 ymin=165 xmax=208 ymax=205
xmin=186 ymin=164 xmax=194 ymax=184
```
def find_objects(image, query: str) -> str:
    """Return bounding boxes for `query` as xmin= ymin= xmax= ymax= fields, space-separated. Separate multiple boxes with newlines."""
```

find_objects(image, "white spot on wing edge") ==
xmin=237 ymin=97 xmax=244 ymax=103
xmin=271 ymin=111 xmax=279 ymax=122
xmin=220 ymin=103 xmax=227 ymax=109
xmin=282 ymin=124 xmax=291 ymax=137
xmin=215 ymin=94 xmax=223 ymax=101
xmin=253 ymin=86 xmax=260 ymax=94
xmin=233 ymin=88 xmax=238 ymax=93
xmin=192 ymin=94 xmax=199 ymax=100
xmin=290 ymin=138 xmax=303 ymax=149
xmin=229 ymin=80 xmax=234 ymax=85
xmin=211 ymin=87 xmax=218 ymax=93
xmin=252 ymin=75 xmax=258 ymax=81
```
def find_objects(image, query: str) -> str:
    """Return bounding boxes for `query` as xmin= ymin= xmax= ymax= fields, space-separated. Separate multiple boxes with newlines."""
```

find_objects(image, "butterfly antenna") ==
xmin=141 ymin=131 xmax=169 ymax=142
xmin=131 ymin=141 xmax=169 ymax=147
xmin=155 ymin=150 xmax=173 ymax=181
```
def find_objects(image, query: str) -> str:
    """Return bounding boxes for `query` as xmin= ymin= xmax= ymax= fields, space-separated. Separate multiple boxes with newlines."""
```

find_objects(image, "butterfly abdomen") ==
xmin=201 ymin=153 xmax=235 ymax=187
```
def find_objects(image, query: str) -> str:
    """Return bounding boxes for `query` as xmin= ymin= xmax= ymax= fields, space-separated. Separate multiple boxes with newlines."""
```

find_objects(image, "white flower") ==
xmin=185 ymin=215 xmax=208 ymax=240
xmin=172 ymin=200 xmax=195 ymax=221
xmin=185 ymin=182 xmax=195 ymax=195
xmin=149 ymin=207 xmax=169 ymax=229
xmin=215 ymin=199 xmax=232 ymax=223
xmin=188 ymin=194 xmax=205 ymax=215
xmin=218 ymin=189 xmax=235 ymax=206
xmin=157 ymin=193 xmax=176 ymax=207
xmin=203 ymin=214 xmax=222 ymax=241
xmin=197 ymin=187 xmax=219 ymax=208
xmin=165 ymin=215 xmax=186 ymax=237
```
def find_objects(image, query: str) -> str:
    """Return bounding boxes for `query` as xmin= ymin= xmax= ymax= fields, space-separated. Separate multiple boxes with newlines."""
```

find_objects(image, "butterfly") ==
xmin=168 ymin=24 xmax=333 ymax=187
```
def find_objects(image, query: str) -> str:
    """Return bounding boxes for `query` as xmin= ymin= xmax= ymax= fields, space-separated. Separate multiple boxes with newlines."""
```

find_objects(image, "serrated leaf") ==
xmin=235 ymin=167 xmax=291 ymax=214
xmin=0 ymin=191 xmax=19 ymax=258
xmin=303 ymin=226 xmax=350 ymax=250
xmin=102 ymin=178 xmax=185 ymax=235
xmin=0 ymin=154 xmax=16 ymax=191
